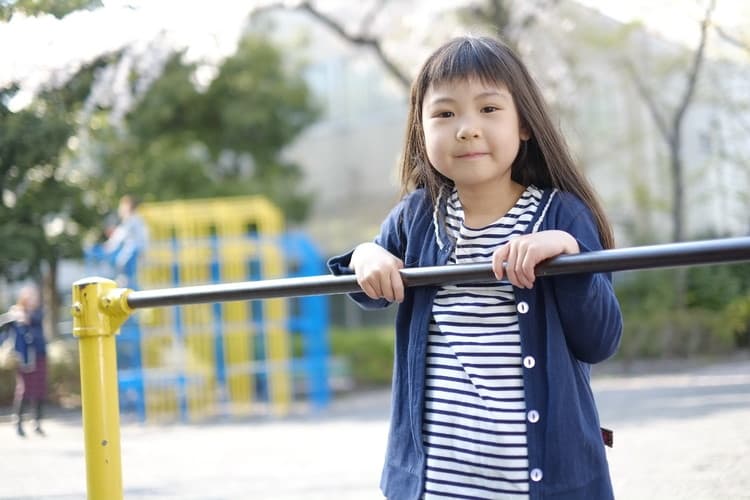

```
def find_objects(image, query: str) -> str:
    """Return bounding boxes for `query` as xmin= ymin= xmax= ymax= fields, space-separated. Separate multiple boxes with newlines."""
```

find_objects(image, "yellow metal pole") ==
xmin=71 ymin=277 xmax=133 ymax=500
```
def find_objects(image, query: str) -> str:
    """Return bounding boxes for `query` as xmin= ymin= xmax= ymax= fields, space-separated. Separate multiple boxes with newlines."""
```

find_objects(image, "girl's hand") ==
xmin=492 ymin=230 xmax=579 ymax=288
xmin=350 ymin=242 xmax=405 ymax=303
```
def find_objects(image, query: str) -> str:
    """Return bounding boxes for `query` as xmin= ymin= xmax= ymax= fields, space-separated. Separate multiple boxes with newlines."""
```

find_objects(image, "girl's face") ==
xmin=421 ymin=77 xmax=529 ymax=194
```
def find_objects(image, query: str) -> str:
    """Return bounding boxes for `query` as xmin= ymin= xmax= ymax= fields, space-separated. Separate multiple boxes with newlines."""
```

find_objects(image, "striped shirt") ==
xmin=422 ymin=186 xmax=543 ymax=499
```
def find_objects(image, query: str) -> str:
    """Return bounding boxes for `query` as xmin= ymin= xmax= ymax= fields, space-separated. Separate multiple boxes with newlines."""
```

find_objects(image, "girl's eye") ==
xmin=481 ymin=106 xmax=499 ymax=113
xmin=435 ymin=111 xmax=454 ymax=118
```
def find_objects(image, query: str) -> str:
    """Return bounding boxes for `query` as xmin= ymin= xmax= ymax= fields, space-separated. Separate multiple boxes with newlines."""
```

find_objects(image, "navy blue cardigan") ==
xmin=328 ymin=188 xmax=623 ymax=499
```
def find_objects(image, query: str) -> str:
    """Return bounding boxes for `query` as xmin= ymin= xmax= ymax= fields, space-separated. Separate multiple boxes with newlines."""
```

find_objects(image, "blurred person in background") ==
xmin=104 ymin=194 xmax=149 ymax=287
xmin=0 ymin=284 xmax=48 ymax=437
xmin=89 ymin=194 xmax=149 ymax=288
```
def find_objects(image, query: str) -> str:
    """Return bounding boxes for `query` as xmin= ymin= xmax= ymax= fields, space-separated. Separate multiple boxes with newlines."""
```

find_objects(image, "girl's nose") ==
xmin=456 ymin=121 xmax=481 ymax=140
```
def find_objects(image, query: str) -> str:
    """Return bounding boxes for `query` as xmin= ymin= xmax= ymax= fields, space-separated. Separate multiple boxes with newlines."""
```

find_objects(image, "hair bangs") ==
xmin=425 ymin=37 xmax=512 ymax=90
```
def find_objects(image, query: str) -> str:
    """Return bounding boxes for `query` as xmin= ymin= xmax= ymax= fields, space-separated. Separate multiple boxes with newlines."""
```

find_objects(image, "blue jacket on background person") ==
xmin=1 ymin=284 xmax=48 ymax=437
xmin=7 ymin=308 xmax=46 ymax=370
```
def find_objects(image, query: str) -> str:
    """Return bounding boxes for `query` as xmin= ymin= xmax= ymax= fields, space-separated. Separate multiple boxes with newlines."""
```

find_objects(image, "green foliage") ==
xmin=0 ymin=59 xmax=105 ymax=281
xmin=0 ymin=0 xmax=101 ymax=21
xmin=617 ymin=307 xmax=735 ymax=360
xmin=685 ymin=262 xmax=750 ymax=310
xmin=615 ymin=269 xmax=677 ymax=315
xmin=95 ymin=35 xmax=320 ymax=221
xmin=725 ymin=296 xmax=750 ymax=347
xmin=329 ymin=326 xmax=393 ymax=387
xmin=615 ymin=263 xmax=750 ymax=359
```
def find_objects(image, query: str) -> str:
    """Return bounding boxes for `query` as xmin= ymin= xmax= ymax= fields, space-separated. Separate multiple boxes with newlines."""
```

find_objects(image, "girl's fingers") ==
xmin=509 ymin=240 xmax=536 ymax=289
xmin=381 ymin=271 xmax=395 ymax=302
xmin=522 ymin=258 xmax=535 ymax=288
xmin=358 ymin=279 xmax=380 ymax=301
xmin=492 ymin=244 xmax=510 ymax=280
xmin=358 ymin=266 xmax=405 ymax=302
xmin=390 ymin=267 xmax=405 ymax=303
xmin=497 ymin=231 xmax=579 ymax=289
xmin=506 ymin=242 xmax=519 ymax=286
xmin=351 ymin=244 xmax=406 ymax=301
xmin=357 ymin=267 xmax=383 ymax=300
xmin=516 ymin=245 xmax=530 ymax=288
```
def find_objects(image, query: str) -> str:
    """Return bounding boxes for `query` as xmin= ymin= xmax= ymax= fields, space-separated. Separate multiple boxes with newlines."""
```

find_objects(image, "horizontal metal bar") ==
xmin=126 ymin=236 xmax=750 ymax=310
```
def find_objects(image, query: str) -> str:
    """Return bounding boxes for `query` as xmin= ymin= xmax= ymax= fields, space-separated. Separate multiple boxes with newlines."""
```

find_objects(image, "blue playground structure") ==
xmin=86 ymin=196 xmax=330 ymax=422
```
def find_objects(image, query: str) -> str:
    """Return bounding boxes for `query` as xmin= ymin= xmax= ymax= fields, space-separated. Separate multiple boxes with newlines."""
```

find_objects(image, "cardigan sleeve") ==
xmin=548 ymin=195 xmax=623 ymax=363
xmin=326 ymin=198 xmax=409 ymax=311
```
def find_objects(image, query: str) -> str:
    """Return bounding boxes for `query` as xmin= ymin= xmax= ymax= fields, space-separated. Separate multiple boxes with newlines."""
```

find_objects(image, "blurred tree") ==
xmin=0 ymin=60 xmax=106 ymax=336
xmin=623 ymin=0 xmax=716 ymax=243
xmin=456 ymin=0 xmax=558 ymax=49
xmin=620 ymin=1 xmax=716 ymax=309
xmin=715 ymin=25 xmax=750 ymax=54
xmin=257 ymin=0 xmax=556 ymax=89
xmin=297 ymin=0 xmax=410 ymax=88
xmin=0 ymin=0 xmax=102 ymax=21
xmin=255 ymin=0 xmax=411 ymax=89
xmin=92 ymin=35 xmax=319 ymax=221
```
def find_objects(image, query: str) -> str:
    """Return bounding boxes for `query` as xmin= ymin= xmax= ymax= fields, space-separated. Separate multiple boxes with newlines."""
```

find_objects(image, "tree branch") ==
xmin=360 ymin=0 xmax=388 ymax=35
xmin=624 ymin=60 xmax=671 ymax=143
xmin=672 ymin=0 xmax=715 ymax=133
xmin=297 ymin=1 xmax=410 ymax=88
xmin=715 ymin=25 xmax=750 ymax=53
xmin=251 ymin=1 xmax=410 ymax=87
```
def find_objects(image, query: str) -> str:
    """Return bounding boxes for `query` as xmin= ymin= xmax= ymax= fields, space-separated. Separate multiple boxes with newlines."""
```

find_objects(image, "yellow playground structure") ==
xmin=89 ymin=195 xmax=329 ymax=423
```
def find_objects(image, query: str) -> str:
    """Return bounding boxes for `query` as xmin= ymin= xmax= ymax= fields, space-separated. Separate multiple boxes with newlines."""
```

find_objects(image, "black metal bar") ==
xmin=126 ymin=237 xmax=750 ymax=310
xmin=535 ymin=236 xmax=750 ymax=276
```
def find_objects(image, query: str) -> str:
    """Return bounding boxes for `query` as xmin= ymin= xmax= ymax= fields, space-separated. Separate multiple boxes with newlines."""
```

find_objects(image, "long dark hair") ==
xmin=399 ymin=35 xmax=614 ymax=248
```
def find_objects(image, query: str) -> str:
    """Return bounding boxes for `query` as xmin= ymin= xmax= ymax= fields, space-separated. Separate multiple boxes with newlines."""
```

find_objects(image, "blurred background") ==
xmin=0 ymin=0 xmax=749 ymax=424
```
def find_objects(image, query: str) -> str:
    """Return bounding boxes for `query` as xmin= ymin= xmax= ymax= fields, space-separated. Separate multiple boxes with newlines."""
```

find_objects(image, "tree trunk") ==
xmin=42 ymin=258 xmax=60 ymax=340
xmin=670 ymin=134 xmax=684 ymax=243
xmin=670 ymin=130 xmax=687 ymax=310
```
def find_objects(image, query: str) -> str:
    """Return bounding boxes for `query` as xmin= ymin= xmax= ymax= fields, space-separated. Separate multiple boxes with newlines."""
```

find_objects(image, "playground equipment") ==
xmin=72 ymin=236 xmax=750 ymax=499
xmin=87 ymin=196 xmax=329 ymax=422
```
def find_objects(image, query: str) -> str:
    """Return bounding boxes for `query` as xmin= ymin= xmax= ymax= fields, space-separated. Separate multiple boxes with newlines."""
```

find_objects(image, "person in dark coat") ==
xmin=2 ymin=284 xmax=48 ymax=437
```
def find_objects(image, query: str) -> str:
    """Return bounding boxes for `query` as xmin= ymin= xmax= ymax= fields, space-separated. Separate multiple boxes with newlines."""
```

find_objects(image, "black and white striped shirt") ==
xmin=422 ymin=186 xmax=543 ymax=499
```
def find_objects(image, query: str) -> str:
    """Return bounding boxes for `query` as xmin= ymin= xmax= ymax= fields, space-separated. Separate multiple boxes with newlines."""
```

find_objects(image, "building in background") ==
xmin=252 ymin=1 xmax=750 ymax=255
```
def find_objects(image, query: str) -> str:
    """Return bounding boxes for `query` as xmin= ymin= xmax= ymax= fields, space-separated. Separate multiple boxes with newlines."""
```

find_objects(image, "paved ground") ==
xmin=1 ymin=355 xmax=749 ymax=500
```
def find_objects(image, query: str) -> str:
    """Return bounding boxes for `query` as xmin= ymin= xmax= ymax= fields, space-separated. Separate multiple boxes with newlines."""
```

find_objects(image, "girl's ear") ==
xmin=520 ymin=124 xmax=531 ymax=141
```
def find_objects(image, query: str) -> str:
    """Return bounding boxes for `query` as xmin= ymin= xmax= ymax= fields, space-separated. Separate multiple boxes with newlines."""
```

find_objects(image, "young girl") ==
xmin=328 ymin=35 xmax=622 ymax=499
